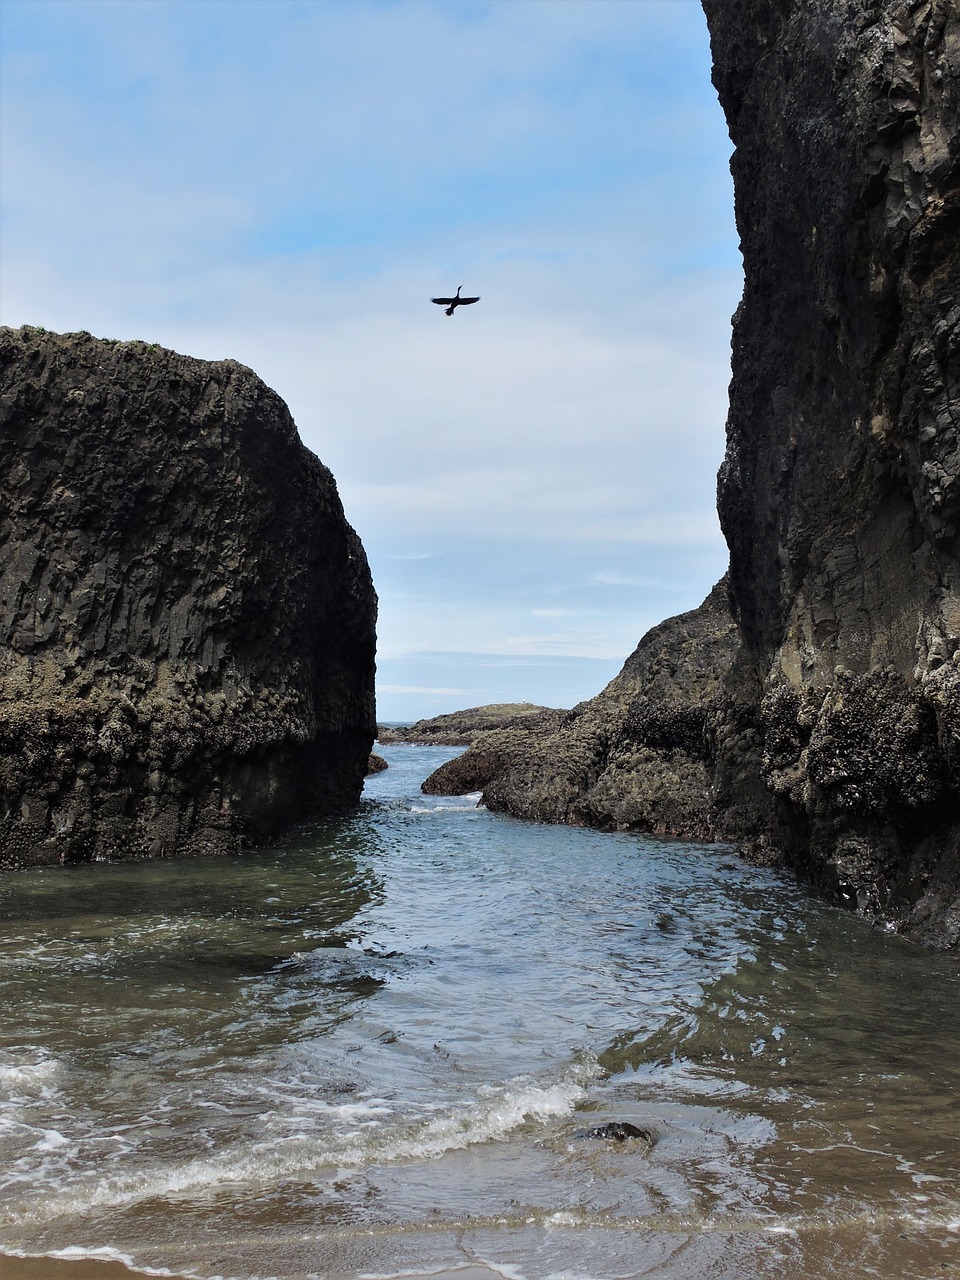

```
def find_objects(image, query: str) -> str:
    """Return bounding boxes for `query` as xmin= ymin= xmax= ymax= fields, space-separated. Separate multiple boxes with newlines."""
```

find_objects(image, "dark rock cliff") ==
xmin=432 ymin=1 xmax=960 ymax=946
xmin=0 ymin=326 xmax=377 ymax=866
xmin=704 ymin=0 xmax=960 ymax=945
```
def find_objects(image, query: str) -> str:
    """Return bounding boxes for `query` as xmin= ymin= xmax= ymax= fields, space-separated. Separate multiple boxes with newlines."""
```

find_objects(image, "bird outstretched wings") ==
xmin=431 ymin=286 xmax=480 ymax=315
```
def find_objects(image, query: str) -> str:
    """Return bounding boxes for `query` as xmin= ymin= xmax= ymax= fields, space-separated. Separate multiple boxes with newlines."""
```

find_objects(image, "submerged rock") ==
xmin=584 ymin=1121 xmax=655 ymax=1144
xmin=0 ymin=326 xmax=377 ymax=866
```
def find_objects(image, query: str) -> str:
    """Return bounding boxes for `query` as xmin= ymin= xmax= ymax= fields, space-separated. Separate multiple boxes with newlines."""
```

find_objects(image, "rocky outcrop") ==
xmin=0 ymin=326 xmax=377 ymax=866
xmin=423 ymin=581 xmax=741 ymax=839
xmin=378 ymin=703 xmax=565 ymax=747
xmin=702 ymin=0 xmax=960 ymax=945
xmin=432 ymin=2 xmax=960 ymax=946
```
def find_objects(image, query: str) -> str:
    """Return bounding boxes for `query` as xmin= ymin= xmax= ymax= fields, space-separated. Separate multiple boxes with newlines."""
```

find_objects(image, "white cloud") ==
xmin=0 ymin=0 xmax=738 ymax=716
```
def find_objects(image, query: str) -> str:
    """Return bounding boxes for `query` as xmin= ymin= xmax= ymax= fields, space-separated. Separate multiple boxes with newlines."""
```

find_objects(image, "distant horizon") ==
xmin=1 ymin=0 xmax=739 ymax=721
xmin=375 ymin=696 xmax=575 ymax=729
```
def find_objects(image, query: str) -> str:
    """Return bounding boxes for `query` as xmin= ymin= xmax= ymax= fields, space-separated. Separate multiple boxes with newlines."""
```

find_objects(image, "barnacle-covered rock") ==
xmin=702 ymin=0 xmax=960 ymax=944
xmin=0 ymin=326 xmax=377 ymax=866
xmin=427 ymin=2 xmax=960 ymax=946
xmin=424 ymin=579 xmax=741 ymax=841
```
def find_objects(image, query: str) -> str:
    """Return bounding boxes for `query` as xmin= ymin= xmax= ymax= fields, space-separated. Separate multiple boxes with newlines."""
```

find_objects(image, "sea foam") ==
xmin=1 ymin=1059 xmax=600 ymax=1224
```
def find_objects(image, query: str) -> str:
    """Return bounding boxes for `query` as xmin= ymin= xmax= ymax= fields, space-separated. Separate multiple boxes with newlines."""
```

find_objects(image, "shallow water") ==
xmin=1 ymin=743 xmax=958 ymax=1280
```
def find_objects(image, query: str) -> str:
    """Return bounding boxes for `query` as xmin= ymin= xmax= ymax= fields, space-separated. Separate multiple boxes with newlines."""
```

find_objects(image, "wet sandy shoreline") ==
xmin=0 ymin=1258 xmax=154 ymax=1280
xmin=0 ymin=1255 xmax=503 ymax=1280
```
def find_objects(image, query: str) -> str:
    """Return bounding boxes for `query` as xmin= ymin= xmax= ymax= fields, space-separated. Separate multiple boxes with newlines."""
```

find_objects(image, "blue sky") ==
xmin=0 ymin=0 xmax=740 ymax=721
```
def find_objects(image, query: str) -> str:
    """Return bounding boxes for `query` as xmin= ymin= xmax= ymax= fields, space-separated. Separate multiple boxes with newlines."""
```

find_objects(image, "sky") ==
xmin=0 ymin=0 xmax=741 ymax=722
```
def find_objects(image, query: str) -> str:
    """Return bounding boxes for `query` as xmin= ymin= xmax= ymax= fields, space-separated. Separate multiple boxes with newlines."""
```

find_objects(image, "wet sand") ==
xmin=0 ymin=1259 xmax=155 ymax=1280
xmin=0 ymin=1256 xmax=503 ymax=1280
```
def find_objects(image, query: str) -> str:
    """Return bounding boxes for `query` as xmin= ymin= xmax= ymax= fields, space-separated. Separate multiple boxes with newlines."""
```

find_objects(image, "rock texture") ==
xmin=378 ymin=702 xmax=563 ymax=747
xmin=436 ymin=2 xmax=960 ymax=946
xmin=704 ymin=0 xmax=960 ymax=945
xmin=0 ymin=326 xmax=377 ymax=866
xmin=423 ymin=581 xmax=741 ymax=839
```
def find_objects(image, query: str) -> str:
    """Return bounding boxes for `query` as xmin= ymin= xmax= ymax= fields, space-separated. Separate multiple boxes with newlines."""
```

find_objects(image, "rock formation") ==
xmin=422 ymin=581 xmax=739 ymax=839
xmin=378 ymin=702 xmax=564 ymax=747
xmin=705 ymin=0 xmax=960 ymax=945
xmin=433 ymin=1 xmax=960 ymax=946
xmin=0 ymin=326 xmax=377 ymax=866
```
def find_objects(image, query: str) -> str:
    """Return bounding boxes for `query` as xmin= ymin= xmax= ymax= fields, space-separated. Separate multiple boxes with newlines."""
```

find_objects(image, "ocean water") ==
xmin=1 ymin=743 xmax=958 ymax=1280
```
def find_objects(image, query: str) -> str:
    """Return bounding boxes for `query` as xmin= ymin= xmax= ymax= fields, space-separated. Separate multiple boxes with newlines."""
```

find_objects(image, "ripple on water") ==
xmin=0 ymin=744 xmax=958 ymax=1280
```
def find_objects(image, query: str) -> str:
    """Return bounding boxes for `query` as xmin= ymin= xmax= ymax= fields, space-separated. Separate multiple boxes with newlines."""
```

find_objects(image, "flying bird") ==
xmin=431 ymin=285 xmax=480 ymax=317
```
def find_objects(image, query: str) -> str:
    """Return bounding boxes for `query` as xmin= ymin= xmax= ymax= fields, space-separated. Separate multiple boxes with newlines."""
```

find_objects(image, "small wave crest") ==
xmin=0 ymin=1050 xmax=63 ymax=1098
xmin=409 ymin=792 xmax=482 ymax=814
xmin=2 ymin=1058 xmax=600 ymax=1225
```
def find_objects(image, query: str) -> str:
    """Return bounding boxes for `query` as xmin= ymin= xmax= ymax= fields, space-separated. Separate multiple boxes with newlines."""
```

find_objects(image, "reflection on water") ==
xmin=0 ymin=743 xmax=958 ymax=1280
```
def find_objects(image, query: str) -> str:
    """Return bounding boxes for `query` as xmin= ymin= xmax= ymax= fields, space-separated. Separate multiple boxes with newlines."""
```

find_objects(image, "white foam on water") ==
xmin=407 ymin=790 xmax=483 ymax=814
xmin=409 ymin=803 xmax=482 ymax=814
xmin=33 ymin=1128 xmax=71 ymax=1151
xmin=900 ymin=1206 xmax=960 ymax=1232
xmin=0 ymin=1050 xmax=68 ymax=1167
xmin=0 ymin=1051 xmax=63 ymax=1095
xmin=361 ymin=1268 xmax=527 ymax=1280
xmin=6 ymin=1060 xmax=600 ymax=1223
xmin=544 ymin=1211 xmax=586 ymax=1228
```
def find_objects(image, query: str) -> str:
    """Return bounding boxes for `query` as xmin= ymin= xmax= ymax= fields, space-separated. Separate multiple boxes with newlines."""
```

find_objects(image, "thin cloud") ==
xmin=376 ymin=685 xmax=477 ymax=696
xmin=0 ymin=0 xmax=737 ymax=719
xmin=590 ymin=571 xmax=703 ymax=589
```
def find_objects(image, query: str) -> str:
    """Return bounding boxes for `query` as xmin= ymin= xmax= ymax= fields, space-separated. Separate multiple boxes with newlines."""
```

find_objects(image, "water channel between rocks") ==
xmin=1 ymin=744 xmax=958 ymax=1280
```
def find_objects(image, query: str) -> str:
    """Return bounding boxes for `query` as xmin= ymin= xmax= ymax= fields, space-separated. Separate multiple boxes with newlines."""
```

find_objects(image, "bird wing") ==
xmin=459 ymin=296 xmax=480 ymax=305
xmin=431 ymin=296 xmax=455 ymax=305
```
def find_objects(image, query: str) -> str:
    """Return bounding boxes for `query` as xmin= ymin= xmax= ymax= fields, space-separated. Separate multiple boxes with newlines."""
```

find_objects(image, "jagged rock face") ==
xmin=702 ymin=0 xmax=960 ymax=943
xmin=430 ymin=3 xmax=960 ymax=946
xmin=423 ymin=581 xmax=741 ymax=841
xmin=0 ymin=327 xmax=377 ymax=866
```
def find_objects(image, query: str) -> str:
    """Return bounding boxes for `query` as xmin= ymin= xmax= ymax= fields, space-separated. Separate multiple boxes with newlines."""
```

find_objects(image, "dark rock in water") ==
xmin=701 ymin=0 xmax=960 ymax=945
xmin=431 ymin=4 xmax=960 ymax=947
xmin=0 ymin=326 xmax=377 ymax=867
xmin=379 ymin=702 xmax=566 ymax=748
xmin=421 ymin=745 xmax=543 ymax=797
xmin=422 ymin=580 xmax=740 ymax=840
xmin=366 ymin=753 xmax=388 ymax=775
xmin=582 ymin=1121 xmax=655 ymax=1144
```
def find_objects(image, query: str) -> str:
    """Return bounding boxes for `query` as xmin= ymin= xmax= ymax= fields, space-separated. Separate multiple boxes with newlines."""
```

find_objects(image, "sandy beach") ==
xmin=0 ymin=1256 xmax=503 ymax=1280
xmin=0 ymin=1258 xmax=159 ymax=1280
